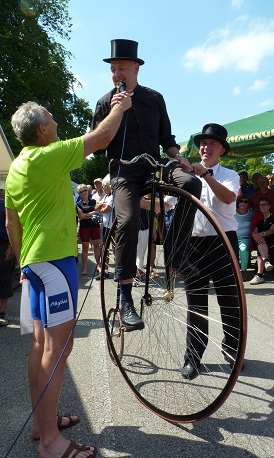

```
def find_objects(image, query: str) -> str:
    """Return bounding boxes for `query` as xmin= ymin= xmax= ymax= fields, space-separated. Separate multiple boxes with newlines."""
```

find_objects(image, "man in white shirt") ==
xmin=181 ymin=123 xmax=241 ymax=379
xmin=93 ymin=178 xmax=106 ymax=204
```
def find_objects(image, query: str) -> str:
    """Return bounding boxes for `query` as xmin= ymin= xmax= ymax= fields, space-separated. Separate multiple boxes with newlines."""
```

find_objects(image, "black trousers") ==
xmin=0 ymin=242 xmax=14 ymax=299
xmin=184 ymin=231 xmax=240 ymax=364
xmin=110 ymin=159 xmax=202 ymax=280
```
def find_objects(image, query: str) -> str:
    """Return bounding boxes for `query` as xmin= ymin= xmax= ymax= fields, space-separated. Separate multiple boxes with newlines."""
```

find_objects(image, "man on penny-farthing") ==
xmin=91 ymin=39 xmax=201 ymax=331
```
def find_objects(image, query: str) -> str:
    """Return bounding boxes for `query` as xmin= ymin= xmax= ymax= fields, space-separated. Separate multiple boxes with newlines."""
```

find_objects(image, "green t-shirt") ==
xmin=5 ymin=137 xmax=84 ymax=267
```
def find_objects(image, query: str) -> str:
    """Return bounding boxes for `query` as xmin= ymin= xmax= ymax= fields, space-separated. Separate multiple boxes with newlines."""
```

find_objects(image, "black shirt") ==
xmin=0 ymin=198 xmax=9 ymax=244
xmin=76 ymin=198 xmax=99 ymax=229
xmin=91 ymin=84 xmax=180 ymax=160
xmin=257 ymin=213 xmax=274 ymax=248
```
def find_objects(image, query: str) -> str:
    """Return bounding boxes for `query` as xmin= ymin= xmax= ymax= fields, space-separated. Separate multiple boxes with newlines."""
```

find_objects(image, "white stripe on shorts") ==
xmin=28 ymin=262 xmax=75 ymax=328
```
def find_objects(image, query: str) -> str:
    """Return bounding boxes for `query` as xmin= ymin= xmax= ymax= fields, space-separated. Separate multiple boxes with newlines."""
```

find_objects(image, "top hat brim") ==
xmin=103 ymin=57 xmax=144 ymax=65
xmin=193 ymin=134 xmax=230 ymax=156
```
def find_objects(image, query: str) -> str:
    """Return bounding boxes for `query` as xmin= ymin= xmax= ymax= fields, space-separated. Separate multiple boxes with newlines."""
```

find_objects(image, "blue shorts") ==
xmin=22 ymin=257 xmax=78 ymax=328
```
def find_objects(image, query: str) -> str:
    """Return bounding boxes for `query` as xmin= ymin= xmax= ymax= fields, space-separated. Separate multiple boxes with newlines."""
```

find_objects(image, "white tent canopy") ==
xmin=0 ymin=124 xmax=14 ymax=188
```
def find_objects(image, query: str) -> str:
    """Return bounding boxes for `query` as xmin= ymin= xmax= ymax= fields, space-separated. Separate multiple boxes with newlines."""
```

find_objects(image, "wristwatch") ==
xmin=174 ymin=153 xmax=181 ymax=159
xmin=200 ymin=170 xmax=209 ymax=178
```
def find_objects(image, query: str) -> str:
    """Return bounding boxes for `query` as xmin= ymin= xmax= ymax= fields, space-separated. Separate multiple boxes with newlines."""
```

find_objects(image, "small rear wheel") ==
xmin=106 ymin=307 xmax=124 ymax=364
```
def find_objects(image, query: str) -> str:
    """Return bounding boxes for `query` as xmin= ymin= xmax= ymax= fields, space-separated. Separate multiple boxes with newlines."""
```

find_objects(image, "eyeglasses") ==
xmin=259 ymin=202 xmax=269 ymax=206
xmin=239 ymin=199 xmax=249 ymax=203
xmin=79 ymin=189 xmax=88 ymax=194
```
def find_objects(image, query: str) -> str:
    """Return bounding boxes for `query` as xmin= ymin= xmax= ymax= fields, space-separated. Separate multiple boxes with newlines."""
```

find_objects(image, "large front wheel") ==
xmin=100 ymin=184 xmax=247 ymax=423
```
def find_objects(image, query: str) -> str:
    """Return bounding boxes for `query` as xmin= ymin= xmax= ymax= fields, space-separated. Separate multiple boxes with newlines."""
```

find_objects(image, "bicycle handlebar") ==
xmin=110 ymin=153 xmax=179 ymax=169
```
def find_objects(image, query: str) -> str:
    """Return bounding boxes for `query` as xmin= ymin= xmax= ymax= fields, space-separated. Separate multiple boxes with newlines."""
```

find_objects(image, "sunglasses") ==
xmin=79 ymin=189 xmax=88 ymax=194
xmin=239 ymin=199 xmax=249 ymax=203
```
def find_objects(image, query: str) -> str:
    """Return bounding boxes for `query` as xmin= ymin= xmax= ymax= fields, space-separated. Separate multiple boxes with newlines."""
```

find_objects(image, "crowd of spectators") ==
xmin=236 ymin=171 xmax=274 ymax=284
xmin=74 ymin=169 xmax=274 ymax=287
xmin=75 ymin=175 xmax=114 ymax=278
xmin=2 ymin=166 xmax=273 ymax=335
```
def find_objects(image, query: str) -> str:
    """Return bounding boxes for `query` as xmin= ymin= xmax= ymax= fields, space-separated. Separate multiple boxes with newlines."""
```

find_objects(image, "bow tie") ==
xmin=207 ymin=169 xmax=214 ymax=176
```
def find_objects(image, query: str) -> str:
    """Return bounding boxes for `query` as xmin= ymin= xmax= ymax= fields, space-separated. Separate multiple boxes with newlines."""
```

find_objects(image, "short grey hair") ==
xmin=102 ymin=174 xmax=110 ymax=186
xmin=11 ymin=101 xmax=48 ymax=145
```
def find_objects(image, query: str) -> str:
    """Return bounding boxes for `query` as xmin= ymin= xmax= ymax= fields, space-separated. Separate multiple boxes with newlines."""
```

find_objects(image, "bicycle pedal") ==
xmin=112 ymin=330 xmax=123 ymax=337
xmin=133 ymin=278 xmax=146 ymax=287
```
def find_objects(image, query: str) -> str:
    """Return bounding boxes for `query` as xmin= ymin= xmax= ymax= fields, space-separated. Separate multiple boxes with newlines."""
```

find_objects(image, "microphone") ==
xmin=119 ymin=81 xmax=127 ymax=92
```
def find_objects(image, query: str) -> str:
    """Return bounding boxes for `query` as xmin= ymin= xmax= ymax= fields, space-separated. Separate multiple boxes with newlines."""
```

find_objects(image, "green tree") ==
xmin=220 ymin=155 xmax=273 ymax=179
xmin=71 ymin=154 xmax=109 ymax=185
xmin=0 ymin=0 xmax=93 ymax=156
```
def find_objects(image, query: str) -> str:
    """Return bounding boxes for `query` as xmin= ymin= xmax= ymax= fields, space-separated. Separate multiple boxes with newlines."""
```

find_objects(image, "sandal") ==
xmin=58 ymin=412 xmax=80 ymax=430
xmin=150 ymin=271 xmax=159 ymax=278
xmin=81 ymin=269 xmax=87 ymax=275
xmin=61 ymin=440 xmax=97 ymax=458
xmin=136 ymin=269 xmax=146 ymax=281
xmin=32 ymin=413 xmax=80 ymax=440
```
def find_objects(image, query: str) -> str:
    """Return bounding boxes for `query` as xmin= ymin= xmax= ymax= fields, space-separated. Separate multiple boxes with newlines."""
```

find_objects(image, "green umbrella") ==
xmin=180 ymin=109 xmax=274 ymax=160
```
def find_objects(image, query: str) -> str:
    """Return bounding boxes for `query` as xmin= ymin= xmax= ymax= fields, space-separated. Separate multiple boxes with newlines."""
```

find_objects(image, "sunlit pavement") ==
xmin=1 ymin=252 xmax=274 ymax=458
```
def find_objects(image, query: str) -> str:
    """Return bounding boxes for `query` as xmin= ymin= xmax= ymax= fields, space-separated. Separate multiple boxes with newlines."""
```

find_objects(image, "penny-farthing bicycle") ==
xmin=100 ymin=154 xmax=247 ymax=423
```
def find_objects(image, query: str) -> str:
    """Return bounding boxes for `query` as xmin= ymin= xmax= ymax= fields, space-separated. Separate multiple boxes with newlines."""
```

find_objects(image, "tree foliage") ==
xmin=166 ymin=148 xmax=273 ymax=178
xmin=71 ymin=154 xmax=109 ymax=186
xmin=0 ymin=0 xmax=93 ymax=156
xmin=220 ymin=155 xmax=273 ymax=179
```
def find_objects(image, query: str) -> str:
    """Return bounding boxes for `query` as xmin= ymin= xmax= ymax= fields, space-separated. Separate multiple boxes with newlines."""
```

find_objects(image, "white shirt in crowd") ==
xmin=101 ymin=194 xmax=114 ymax=228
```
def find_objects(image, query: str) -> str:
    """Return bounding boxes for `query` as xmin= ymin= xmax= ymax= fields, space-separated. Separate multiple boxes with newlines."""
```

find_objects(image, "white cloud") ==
xmin=182 ymin=19 xmax=274 ymax=73
xmin=258 ymin=98 xmax=273 ymax=108
xmin=233 ymin=86 xmax=241 ymax=95
xmin=231 ymin=0 xmax=244 ymax=9
xmin=249 ymin=78 xmax=270 ymax=91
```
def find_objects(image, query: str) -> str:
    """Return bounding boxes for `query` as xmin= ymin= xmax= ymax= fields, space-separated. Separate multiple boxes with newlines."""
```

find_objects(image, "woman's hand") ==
xmin=252 ymin=232 xmax=265 ymax=243
xmin=77 ymin=211 xmax=85 ymax=220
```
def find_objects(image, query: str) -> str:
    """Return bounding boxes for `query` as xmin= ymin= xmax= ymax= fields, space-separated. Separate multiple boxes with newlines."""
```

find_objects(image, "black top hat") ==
xmin=193 ymin=123 xmax=230 ymax=156
xmin=103 ymin=39 xmax=144 ymax=65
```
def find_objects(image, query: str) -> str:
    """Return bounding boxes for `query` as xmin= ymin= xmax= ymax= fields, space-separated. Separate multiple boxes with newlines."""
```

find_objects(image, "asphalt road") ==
xmin=1 ymin=257 xmax=274 ymax=458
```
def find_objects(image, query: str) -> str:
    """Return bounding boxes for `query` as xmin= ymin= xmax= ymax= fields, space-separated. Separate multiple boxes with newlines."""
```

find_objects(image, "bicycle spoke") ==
xmin=100 ymin=184 xmax=246 ymax=423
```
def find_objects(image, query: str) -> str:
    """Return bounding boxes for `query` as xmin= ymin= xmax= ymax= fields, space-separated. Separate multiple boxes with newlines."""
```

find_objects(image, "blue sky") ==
xmin=62 ymin=0 xmax=274 ymax=143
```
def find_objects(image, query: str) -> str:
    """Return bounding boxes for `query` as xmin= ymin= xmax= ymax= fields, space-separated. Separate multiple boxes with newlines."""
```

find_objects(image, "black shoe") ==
xmin=181 ymin=361 xmax=200 ymax=379
xmin=223 ymin=351 xmax=234 ymax=368
xmin=223 ymin=351 xmax=245 ymax=371
xmin=120 ymin=303 xmax=144 ymax=331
